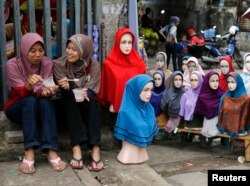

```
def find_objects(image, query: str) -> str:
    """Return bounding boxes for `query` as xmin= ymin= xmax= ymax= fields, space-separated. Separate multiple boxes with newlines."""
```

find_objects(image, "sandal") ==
xmin=19 ymin=158 xmax=36 ymax=174
xmin=70 ymin=157 xmax=84 ymax=169
xmin=87 ymin=156 xmax=104 ymax=172
xmin=48 ymin=157 xmax=67 ymax=172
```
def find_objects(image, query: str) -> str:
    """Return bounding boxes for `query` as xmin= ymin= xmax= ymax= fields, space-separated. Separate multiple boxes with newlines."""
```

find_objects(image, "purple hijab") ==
xmin=6 ymin=33 xmax=53 ymax=95
xmin=179 ymin=71 xmax=203 ymax=121
xmin=150 ymin=70 xmax=166 ymax=116
xmin=195 ymin=71 xmax=224 ymax=119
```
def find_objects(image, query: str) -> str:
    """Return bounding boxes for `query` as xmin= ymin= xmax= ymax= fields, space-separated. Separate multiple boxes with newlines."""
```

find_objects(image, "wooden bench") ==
xmin=177 ymin=128 xmax=250 ymax=162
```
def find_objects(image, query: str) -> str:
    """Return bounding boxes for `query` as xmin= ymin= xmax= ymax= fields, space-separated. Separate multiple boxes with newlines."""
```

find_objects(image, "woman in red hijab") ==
xmin=219 ymin=55 xmax=235 ymax=92
xmin=98 ymin=28 xmax=146 ymax=114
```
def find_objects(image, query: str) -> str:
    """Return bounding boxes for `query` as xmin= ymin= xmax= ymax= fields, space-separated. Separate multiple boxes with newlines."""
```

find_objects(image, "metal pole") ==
xmin=128 ymin=0 xmax=139 ymax=51
xmin=43 ymin=0 xmax=52 ymax=57
xmin=28 ymin=0 xmax=36 ymax=32
xmin=87 ymin=0 xmax=92 ymax=38
xmin=0 ymin=0 xmax=8 ymax=109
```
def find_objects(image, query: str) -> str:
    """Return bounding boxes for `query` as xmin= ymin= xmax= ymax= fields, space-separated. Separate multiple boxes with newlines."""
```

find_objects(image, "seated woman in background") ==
xmin=114 ymin=74 xmax=158 ymax=164
xmin=4 ymin=33 xmax=66 ymax=174
xmin=161 ymin=71 xmax=185 ymax=134
xmin=217 ymin=72 xmax=250 ymax=137
xmin=195 ymin=71 xmax=224 ymax=138
xmin=241 ymin=53 xmax=250 ymax=95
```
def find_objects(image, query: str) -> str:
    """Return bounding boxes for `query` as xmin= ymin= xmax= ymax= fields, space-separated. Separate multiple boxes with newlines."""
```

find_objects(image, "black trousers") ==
xmin=165 ymin=43 xmax=178 ymax=71
xmin=54 ymin=89 xmax=101 ymax=147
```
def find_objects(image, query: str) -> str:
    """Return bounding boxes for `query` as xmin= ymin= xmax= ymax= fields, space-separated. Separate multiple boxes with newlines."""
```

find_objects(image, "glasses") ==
xmin=190 ymin=79 xmax=198 ymax=82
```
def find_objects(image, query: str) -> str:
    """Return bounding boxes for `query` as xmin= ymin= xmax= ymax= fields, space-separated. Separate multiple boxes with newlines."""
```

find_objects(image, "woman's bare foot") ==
xmin=48 ymin=150 xmax=67 ymax=171
xmin=19 ymin=148 xmax=35 ymax=174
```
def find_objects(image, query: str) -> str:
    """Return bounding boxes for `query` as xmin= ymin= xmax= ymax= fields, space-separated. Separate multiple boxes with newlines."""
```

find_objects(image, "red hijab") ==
xmin=219 ymin=55 xmax=235 ymax=92
xmin=98 ymin=28 xmax=146 ymax=112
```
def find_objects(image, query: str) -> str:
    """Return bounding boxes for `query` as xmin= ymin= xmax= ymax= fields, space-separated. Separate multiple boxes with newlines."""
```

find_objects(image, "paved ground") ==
xmin=0 ymin=134 xmax=249 ymax=186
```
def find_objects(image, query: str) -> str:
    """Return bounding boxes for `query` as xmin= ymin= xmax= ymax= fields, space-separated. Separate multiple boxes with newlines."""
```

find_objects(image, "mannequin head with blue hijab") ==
xmin=114 ymin=74 xmax=158 ymax=164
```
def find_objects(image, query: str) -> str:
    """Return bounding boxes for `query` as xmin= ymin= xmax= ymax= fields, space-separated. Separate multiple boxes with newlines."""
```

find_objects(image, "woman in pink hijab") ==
xmin=4 ymin=33 xmax=66 ymax=174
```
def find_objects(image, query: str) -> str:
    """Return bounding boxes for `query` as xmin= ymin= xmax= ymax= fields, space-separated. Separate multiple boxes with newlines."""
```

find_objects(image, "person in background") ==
xmin=4 ymin=33 xmax=66 ymax=174
xmin=114 ymin=74 xmax=158 ymax=164
xmin=159 ymin=16 xmax=180 ymax=71
xmin=141 ymin=7 xmax=153 ymax=28
xmin=53 ymin=34 xmax=103 ymax=171
xmin=241 ymin=53 xmax=250 ymax=95
xmin=187 ymin=28 xmax=205 ymax=46
xmin=177 ymin=34 xmax=189 ymax=71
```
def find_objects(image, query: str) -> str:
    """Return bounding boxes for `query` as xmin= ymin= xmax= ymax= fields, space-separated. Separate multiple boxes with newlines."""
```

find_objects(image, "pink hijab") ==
xmin=6 ymin=33 xmax=53 ymax=95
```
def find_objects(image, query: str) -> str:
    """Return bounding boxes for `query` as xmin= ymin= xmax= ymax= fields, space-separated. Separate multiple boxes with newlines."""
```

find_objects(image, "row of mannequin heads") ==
xmin=153 ymin=52 xmax=246 ymax=92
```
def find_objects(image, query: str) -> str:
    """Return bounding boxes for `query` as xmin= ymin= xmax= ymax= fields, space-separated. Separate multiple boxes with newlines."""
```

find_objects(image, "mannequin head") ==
xmin=190 ymin=73 xmax=199 ymax=89
xmin=187 ymin=61 xmax=197 ymax=73
xmin=140 ymin=82 xmax=154 ymax=102
xmin=155 ymin=53 xmax=165 ymax=69
xmin=220 ymin=60 xmax=230 ymax=75
xmin=244 ymin=54 xmax=250 ymax=72
xmin=227 ymin=75 xmax=237 ymax=91
xmin=153 ymin=73 xmax=163 ymax=88
xmin=209 ymin=74 xmax=219 ymax=90
xmin=174 ymin=74 xmax=183 ymax=88
xmin=120 ymin=33 xmax=133 ymax=55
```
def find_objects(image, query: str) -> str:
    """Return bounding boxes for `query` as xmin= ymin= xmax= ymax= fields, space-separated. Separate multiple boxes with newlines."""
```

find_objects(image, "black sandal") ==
xmin=70 ymin=157 xmax=84 ymax=169
xmin=87 ymin=155 xmax=104 ymax=172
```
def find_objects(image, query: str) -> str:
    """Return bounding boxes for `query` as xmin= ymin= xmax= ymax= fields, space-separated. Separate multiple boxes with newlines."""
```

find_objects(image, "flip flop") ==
xmin=48 ymin=157 xmax=67 ymax=172
xmin=19 ymin=158 xmax=36 ymax=174
xmin=87 ymin=156 xmax=104 ymax=172
xmin=70 ymin=157 xmax=84 ymax=169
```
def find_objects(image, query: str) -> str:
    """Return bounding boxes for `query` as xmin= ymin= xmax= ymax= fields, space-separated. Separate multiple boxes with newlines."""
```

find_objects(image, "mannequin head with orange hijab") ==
xmin=98 ymin=27 xmax=146 ymax=113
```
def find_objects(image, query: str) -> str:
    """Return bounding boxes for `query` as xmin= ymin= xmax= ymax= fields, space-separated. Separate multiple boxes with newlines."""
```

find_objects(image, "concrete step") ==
xmin=0 ymin=112 xmax=21 ymax=137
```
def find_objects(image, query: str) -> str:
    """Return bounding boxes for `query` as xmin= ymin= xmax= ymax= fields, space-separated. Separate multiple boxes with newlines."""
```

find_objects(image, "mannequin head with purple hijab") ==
xmin=195 ymin=71 xmax=224 ymax=119
xmin=179 ymin=71 xmax=203 ymax=121
xmin=150 ymin=70 xmax=166 ymax=116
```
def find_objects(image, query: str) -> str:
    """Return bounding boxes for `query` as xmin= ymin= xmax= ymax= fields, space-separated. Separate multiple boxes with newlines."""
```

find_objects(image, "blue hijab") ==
xmin=114 ymin=74 xmax=158 ymax=147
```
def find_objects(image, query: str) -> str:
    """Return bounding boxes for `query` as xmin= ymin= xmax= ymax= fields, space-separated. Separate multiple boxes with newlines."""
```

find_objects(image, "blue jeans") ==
xmin=5 ymin=96 xmax=58 ymax=151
